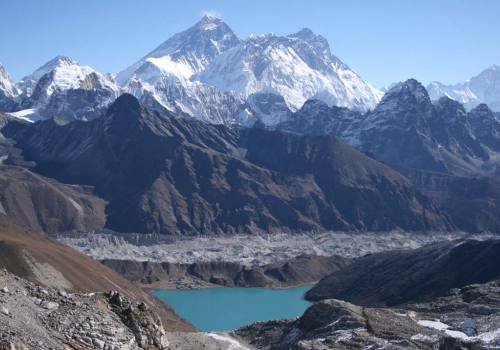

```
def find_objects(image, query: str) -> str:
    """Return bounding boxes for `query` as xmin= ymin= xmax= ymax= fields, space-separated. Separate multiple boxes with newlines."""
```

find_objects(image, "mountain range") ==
xmin=279 ymin=79 xmax=500 ymax=177
xmin=1 ymin=16 xmax=498 ymax=129
xmin=0 ymin=16 xmax=382 ymax=125
xmin=2 ymin=14 xmax=500 ymax=350
xmin=0 ymin=94 xmax=451 ymax=235
xmin=0 ymin=16 xmax=499 ymax=236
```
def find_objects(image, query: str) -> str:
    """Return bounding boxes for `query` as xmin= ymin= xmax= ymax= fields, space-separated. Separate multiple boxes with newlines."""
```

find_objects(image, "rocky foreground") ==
xmin=236 ymin=280 xmax=500 ymax=349
xmin=0 ymin=268 xmax=168 ymax=349
xmin=0 ymin=269 xmax=251 ymax=350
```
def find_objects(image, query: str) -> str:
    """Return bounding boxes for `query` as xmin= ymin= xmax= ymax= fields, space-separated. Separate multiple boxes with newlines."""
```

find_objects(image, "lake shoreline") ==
xmin=102 ymin=254 xmax=350 ymax=292
xmin=144 ymin=280 xmax=318 ymax=293
xmin=153 ymin=285 xmax=314 ymax=332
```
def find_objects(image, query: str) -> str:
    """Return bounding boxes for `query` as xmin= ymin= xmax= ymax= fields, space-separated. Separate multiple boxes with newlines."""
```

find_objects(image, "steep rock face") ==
xmin=283 ymin=80 xmax=500 ymax=177
xmin=428 ymin=65 xmax=500 ymax=111
xmin=236 ymin=92 xmax=292 ymax=126
xmin=305 ymin=239 xmax=500 ymax=306
xmin=359 ymin=80 xmax=492 ymax=176
xmin=124 ymin=75 xmax=243 ymax=125
xmin=468 ymin=103 xmax=500 ymax=154
xmin=240 ymin=127 xmax=450 ymax=231
xmin=0 ymin=65 xmax=19 ymax=112
xmin=2 ymin=94 xmax=450 ymax=235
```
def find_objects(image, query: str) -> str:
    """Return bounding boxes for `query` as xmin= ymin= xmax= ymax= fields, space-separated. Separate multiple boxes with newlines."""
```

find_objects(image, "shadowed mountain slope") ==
xmin=2 ymin=94 xmax=451 ymax=235
xmin=305 ymin=239 xmax=500 ymax=307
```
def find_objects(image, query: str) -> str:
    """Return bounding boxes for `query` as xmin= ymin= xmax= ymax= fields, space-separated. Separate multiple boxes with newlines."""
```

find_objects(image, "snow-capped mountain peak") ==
xmin=114 ymin=17 xmax=383 ymax=125
xmin=17 ymin=56 xmax=74 ymax=92
xmin=196 ymin=15 xmax=225 ymax=31
xmin=17 ymin=55 xmax=118 ymax=99
xmin=10 ymin=56 xmax=119 ymax=122
xmin=116 ymin=16 xmax=240 ymax=85
xmin=198 ymin=27 xmax=382 ymax=111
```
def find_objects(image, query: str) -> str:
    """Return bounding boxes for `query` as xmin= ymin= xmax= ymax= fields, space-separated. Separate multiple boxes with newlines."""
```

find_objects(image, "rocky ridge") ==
xmin=277 ymin=79 xmax=500 ymax=177
xmin=101 ymin=254 xmax=351 ymax=290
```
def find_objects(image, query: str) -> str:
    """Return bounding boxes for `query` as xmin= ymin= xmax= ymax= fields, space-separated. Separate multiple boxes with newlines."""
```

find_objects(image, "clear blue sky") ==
xmin=1 ymin=0 xmax=499 ymax=88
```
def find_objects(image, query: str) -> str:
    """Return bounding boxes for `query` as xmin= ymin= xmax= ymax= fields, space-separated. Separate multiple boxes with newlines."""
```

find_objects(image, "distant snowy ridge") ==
xmin=427 ymin=65 xmax=500 ymax=112
xmin=197 ymin=28 xmax=383 ymax=111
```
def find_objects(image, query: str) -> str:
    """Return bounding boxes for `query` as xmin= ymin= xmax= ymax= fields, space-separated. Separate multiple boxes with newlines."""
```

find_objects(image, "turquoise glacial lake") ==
xmin=153 ymin=285 xmax=312 ymax=332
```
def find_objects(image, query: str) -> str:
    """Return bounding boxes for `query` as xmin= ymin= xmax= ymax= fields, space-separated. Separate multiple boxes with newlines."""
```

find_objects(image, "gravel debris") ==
xmin=59 ymin=231 xmax=495 ymax=266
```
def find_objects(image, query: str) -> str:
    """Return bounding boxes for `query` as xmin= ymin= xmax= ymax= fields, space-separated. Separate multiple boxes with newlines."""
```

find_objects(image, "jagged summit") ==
xmin=291 ymin=27 xmax=316 ymax=37
xmin=287 ymin=28 xmax=332 ymax=58
xmin=18 ymin=55 xmax=117 ymax=97
xmin=373 ymin=79 xmax=432 ymax=115
xmin=288 ymin=27 xmax=326 ymax=43
xmin=382 ymin=79 xmax=430 ymax=103
xmin=435 ymin=95 xmax=468 ymax=116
